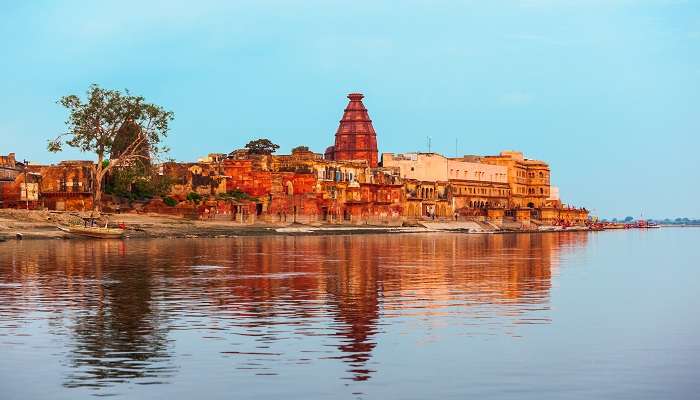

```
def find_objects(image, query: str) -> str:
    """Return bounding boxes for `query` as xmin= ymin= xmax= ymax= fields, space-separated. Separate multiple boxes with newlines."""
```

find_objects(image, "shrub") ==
xmin=218 ymin=189 xmax=257 ymax=202
xmin=187 ymin=192 xmax=202 ymax=203
xmin=163 ymin=196 xmax=178 ymax=207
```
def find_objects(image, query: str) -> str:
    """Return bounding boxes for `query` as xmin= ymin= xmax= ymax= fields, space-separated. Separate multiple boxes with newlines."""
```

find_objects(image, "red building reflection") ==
xmin=0 ymin=232 xmax=588 ymax=384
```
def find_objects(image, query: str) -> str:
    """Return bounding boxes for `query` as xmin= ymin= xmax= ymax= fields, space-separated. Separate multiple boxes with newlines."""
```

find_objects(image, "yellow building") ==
xmin=481 ymin=151 xmax=551 ymax=208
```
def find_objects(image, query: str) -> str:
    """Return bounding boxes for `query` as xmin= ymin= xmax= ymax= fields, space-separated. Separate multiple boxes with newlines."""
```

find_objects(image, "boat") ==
xmin=57 ymin=225 xmax=125 ymax=239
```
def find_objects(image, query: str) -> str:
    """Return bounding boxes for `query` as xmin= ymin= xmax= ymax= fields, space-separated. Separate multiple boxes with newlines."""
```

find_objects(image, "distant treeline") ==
xmin=600 ymin=217 xmax=700 ymax=225
xmin=652 ymin=218 xmax=700 ymax=225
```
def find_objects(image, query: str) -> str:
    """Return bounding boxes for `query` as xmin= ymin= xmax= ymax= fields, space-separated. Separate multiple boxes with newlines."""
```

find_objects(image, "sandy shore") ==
xmin=0 ymin=210 xmax=436 ymax=240
xmin=0 ymin=209 xmax=591 ymax=241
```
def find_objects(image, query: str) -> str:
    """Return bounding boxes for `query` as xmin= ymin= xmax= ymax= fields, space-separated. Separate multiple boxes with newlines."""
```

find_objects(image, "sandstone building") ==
xmin=0 ymin=153 xmax=23 ymax=206
xmin=0 ymin=155 xmax=93 ymax=210
xmin=481 ymin=150 xmax=551 ymax=209
xmin=1 ymin=92 xmax=588 ymax=226
xmin=324 ymin=93 xmax=379 ymax=168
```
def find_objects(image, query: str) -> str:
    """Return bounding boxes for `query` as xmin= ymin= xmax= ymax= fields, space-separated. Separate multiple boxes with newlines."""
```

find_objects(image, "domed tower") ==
xmin=325 ymin=93 xmax=378 ymax=168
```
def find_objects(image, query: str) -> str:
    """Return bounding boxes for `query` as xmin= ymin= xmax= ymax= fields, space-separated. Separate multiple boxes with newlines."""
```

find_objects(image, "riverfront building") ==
xmin=0 ymin=93 xmax=589 ymax=226
xmin=324 ymin=93 xmax=379 ymax=168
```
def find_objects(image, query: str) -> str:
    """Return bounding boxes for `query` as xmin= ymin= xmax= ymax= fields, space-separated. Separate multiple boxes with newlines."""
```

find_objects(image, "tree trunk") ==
xmin=93 ymin=155 xmax=104 ymax=212
xmin=93 ymin=181 xmax=102 ymax=212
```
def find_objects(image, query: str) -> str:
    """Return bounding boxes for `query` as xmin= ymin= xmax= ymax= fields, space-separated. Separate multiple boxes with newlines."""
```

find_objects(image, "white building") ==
xmin=381 ymin=152 xmax=508 ymax=184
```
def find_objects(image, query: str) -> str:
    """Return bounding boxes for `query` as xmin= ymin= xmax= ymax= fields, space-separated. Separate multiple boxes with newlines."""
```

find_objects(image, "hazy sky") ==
xmin=0 ymin=0 xmax=698 ymax=218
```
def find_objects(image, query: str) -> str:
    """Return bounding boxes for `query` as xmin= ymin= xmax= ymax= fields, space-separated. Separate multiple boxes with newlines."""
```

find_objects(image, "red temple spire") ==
xmin=325 ymin=93 xmax=378 ymax=168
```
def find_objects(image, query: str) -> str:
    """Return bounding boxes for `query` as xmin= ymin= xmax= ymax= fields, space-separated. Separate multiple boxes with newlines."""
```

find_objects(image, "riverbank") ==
xmin=0 ymin=209 xmax=591 ymax=241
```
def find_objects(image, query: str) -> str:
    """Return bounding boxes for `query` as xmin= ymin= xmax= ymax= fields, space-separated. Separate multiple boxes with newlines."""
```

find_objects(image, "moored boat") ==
xmin=57 ymin=225 xmax=125 ymax=239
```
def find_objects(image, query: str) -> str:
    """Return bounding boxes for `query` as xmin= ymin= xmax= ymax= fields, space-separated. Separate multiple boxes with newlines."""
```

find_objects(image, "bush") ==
xmin=104 ymin=164 xmax=174 ymax=201
xmin=218 ymin=189 xmax=257 ymax=202
xmin=187 ymin=192 xmax=202 ymax=203
xmin=163 ymin=196 xmax=178 ymax=207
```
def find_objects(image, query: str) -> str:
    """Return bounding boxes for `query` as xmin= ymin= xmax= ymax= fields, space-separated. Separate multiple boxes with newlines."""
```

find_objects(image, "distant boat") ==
xmin=56 ymin=225 xmax=125 ymax=239
xmin=635 ymin=220 xmax=660 ymax=229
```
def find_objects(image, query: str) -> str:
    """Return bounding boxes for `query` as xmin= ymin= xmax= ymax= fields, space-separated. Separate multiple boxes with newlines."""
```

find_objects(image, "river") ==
xmin=0 ymin=229 xmax=698 ymax=399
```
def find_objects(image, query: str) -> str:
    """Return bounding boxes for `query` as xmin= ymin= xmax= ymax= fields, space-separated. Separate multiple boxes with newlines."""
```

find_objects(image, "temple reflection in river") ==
xmin=0 ymin=232 xmax=588 ymax=386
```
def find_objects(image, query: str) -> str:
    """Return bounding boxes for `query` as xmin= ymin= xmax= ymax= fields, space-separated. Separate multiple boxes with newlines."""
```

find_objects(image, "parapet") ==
xmin=498 ymin=150 xmax=524 ymax=161
xmin=0 ymin=153 xmax=17 ymax=167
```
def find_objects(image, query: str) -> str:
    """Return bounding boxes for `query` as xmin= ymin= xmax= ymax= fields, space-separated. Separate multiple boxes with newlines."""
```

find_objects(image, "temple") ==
xmin=0 ymin=92 xmax=590 ymax=229
xmin=324 ymin=93 xmax=379 ymax=167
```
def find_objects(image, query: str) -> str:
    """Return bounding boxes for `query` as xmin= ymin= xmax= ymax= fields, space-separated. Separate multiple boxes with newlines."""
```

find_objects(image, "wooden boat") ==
xmin=57 ymin=225 xmax=125 ymax=239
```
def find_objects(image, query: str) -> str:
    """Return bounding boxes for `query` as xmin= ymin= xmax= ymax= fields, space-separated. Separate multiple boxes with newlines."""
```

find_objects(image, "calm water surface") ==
xmin=0 ymin=229 xmax=698 ymax=399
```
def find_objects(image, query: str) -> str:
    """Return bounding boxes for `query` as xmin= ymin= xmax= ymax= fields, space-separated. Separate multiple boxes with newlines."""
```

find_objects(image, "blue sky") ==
xmin=0 ymin=0 xmax=698 ymax=218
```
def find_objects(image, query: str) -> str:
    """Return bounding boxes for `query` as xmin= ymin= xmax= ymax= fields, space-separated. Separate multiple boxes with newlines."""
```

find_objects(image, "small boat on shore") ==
xmin=57 ymin=225 xmax=125 ymax=239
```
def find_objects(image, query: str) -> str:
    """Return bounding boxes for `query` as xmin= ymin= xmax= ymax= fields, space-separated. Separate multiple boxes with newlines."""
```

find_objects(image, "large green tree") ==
xmin=49 ymin=84 xmax=174 ymax=211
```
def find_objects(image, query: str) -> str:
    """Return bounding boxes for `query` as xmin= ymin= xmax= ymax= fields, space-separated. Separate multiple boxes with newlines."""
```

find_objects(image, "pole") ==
xmin=23 ymin=160 xmax=29 ymax=210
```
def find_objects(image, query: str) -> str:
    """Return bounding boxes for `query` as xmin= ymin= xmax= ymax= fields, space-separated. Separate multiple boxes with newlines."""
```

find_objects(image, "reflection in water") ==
xmin=63 ymin=256 xmax=175 ymax=388
xmin=0 ymin=232 xmax=588 ymax=393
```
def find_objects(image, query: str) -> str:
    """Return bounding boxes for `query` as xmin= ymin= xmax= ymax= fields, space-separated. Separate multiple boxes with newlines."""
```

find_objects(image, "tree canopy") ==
xmin=49 ymin=84 xmax=174 ymax=210
xmin=245 ymin=138 xmax=279 ymax=155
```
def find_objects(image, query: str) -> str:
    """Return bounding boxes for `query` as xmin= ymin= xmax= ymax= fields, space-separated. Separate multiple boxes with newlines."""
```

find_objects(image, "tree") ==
xmin=105 ymin=162 xmax=173 ymax=200
xmin=48 ymin=84 xmax=173 ymax=211
xmin=624 ymin=216 xmax=634 ymax=222
xmin=245 ymin=138 xmax=279 ymax=155
xmin=292 ymin=145 xmax=309 ymax=153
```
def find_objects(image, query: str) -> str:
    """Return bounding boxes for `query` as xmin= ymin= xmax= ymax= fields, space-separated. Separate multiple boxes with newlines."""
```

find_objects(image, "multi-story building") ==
xmin=0 ymin=156 xmax=93 ymax=210
xmin=29 ymin=161 xmax=94 ymax=210
xmin=481 ymin=151 xmax=551 ymax=208
xmin=0 ymin=153 xmax=23 ymax=206
xmin=381 ymin=152 xmax=511 ymax=216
